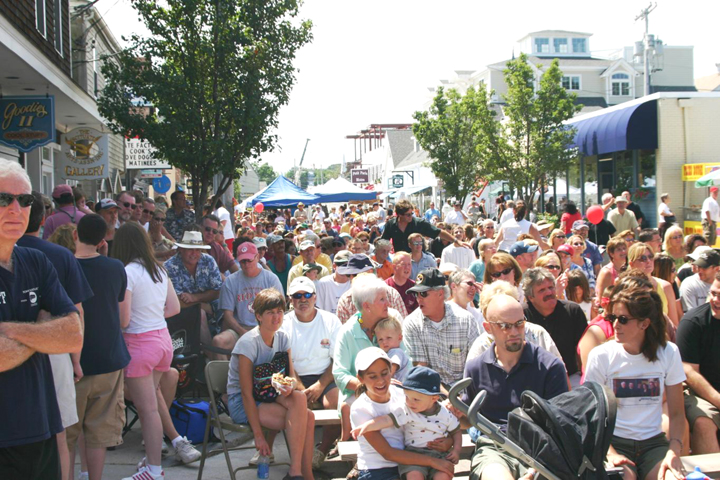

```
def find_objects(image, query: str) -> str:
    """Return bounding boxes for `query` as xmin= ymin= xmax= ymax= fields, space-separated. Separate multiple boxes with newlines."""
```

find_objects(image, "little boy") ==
xmin=351 ymin=366 xmax=462 ymax=480
xmin=302 ymin=262 xmax=322 ymax=281
xmin=374 ymin=316 xmax=411 ymax=382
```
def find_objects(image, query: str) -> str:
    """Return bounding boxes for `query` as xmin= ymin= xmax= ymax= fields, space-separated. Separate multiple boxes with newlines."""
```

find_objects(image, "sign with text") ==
xmin=125 ymin=137 xmax=170 ymax=169
xmin=351 ymin=168 xmax=369 ymax=184
xmin=682 ymin=163 xmax=720 ymax=182
xmin=391 ymin=174 xmax=404 ymax=188
xmin=0 ymin=95 xmax=56 ymax=152
xmin=59 ymin=127 xmax=109 ymax=180
xmin=140 ymin=169 xmax=163 ymax=178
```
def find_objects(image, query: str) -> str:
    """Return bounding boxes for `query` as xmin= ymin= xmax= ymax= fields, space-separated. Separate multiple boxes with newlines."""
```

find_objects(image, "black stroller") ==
xmin=448 ymin=378 xmax=619 ymax=480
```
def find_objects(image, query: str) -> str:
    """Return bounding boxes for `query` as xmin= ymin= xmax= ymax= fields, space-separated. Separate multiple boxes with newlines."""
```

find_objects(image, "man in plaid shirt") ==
xmin=403 ymin=268 xmax=480 ymax=389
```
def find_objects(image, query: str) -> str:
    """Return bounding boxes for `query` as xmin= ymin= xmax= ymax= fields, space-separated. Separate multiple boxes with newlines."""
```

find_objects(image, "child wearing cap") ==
xmin=352 ymin=365 xmax=462 ymax=480
xmin=374 ymin=317 xmax=411 ymax=382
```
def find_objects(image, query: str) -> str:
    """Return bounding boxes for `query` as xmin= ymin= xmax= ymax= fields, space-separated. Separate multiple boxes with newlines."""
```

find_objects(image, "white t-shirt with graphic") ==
xmin=584 ymin=340 xmax=685 ymax=440
xmin=281 ymin=308 xmax=342 ymax=376
xmin=315 ymin=274 xmax=352 ymax=315
xmin=351 ymin=386 xmax=406 ymax=471
xmin=390 ymin=401 xmax=460 ymax=449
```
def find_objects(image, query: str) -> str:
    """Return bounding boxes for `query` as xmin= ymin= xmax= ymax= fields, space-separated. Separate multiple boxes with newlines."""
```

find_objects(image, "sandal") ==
xmin=346 ymin=463 xmax=360 ymax=480
xmin=282 ymin=475 xmax=304 ymax=480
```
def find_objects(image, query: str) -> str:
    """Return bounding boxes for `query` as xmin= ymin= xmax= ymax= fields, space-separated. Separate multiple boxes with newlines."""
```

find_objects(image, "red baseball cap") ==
xmin=236 ymin=242 xmax=258 ymax=261
xmin=556 ymin=244 xmax=575 ymax=256
xmin=711 ymin=187 xmax=718 ymax=193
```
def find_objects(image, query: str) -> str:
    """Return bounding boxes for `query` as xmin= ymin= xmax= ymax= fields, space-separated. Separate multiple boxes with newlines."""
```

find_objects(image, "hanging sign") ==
xmin=0 ymin=95 xmax=56 ymax=152
xmin=59 ymin=127 xmax=109 ymax=180
xmin=125 ymin=137 xmax=170 ymax=169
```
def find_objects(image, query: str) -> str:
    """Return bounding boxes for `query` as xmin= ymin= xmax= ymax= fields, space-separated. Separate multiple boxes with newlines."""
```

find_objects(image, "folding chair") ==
xmin=197 ymin=360 xmax=289 ymax=480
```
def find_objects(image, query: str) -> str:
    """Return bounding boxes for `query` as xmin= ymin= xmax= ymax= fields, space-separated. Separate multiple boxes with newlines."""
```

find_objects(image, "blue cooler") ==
xmin=169 ymin=399 xmax=210 ymax=444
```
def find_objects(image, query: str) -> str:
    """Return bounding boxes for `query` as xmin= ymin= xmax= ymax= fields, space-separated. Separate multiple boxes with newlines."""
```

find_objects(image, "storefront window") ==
xmin=583 ymin=155 xmax=599 ymax=210
xmin=635 ymin=149 xmax=656 ymax=226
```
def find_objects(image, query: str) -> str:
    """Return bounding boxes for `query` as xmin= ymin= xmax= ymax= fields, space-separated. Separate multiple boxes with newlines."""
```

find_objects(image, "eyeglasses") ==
xmin=413 ymin=291 xmax=432 ymax=298
xmin=606 ymin=314 xmax=638 ymax=325
xmin=291 ymin=292 xmax=314 ymax=299
xmin=204 ymin=226 xmax=220 ymax=235
xmin=555 ymin=235 xmax=566 ymax=239
xmin=411 ymin=241 xmax=424 ymax=246
xmin=545 ymin=265 xmax=561 ymax=270
xmin=485 ymin=225 xmax=495 ymax=229
xmin=634 ymin=255 xmax=652 ymax=263
xmin=239 ymin=258 xmax=256 ymax=264
xmin=490 ymin=267 xmax=514 ymax=278
xmin=153 ymin=217 xmax=166 ymax=222
xmin=122 ymin=202 xmax=139 ymax=210
xmin=143 ymin=208 xmax=154 ymax=215
xmin=0 ymin=193 xmax=35 ymax=208
xmin=487 ymin=319 xmax=526 ymax=331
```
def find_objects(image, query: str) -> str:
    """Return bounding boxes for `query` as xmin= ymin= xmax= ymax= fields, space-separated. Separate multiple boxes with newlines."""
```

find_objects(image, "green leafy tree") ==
xmin=488 ymin=54 xmax=581 ymax=205
xmin=255 ymin=162 xmax=278 ymax=185
xmin=412 ymin=86 xmax=501 ymax=202
xmin=97 ymin=0 xmax=312 ymax=221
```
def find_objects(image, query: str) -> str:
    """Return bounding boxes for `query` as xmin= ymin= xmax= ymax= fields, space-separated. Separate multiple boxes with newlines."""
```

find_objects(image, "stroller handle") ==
xmin=447 ymin=378 xmax=562 ymax=480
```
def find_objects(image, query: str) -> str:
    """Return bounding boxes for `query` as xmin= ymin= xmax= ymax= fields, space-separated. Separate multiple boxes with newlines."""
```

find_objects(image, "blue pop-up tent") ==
xmin=248 ymin=176 xmax=321 ymax=207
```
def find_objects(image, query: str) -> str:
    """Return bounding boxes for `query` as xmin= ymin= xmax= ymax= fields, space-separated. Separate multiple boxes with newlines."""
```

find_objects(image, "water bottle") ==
xmin=685 ymin=466 xmax=710 ymax=480
xmin=257 ymin=454 xmax=270 ymax=479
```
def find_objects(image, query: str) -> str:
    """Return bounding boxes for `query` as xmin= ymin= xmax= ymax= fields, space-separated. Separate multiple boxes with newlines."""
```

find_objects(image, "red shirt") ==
xmin=386 ymin=277 xmax=418 ymax=314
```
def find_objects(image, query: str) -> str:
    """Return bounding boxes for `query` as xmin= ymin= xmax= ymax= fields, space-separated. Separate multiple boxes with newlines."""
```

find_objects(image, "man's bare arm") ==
xmin=0 ymin=336 xmax=35 ymax=372
xmin=222 ymin=310 xmax=250 ymax=337
xmin=685 ymin=362 xmax=720 ymax=408
xmin=0 ymin=311 xmax=83 ymax=354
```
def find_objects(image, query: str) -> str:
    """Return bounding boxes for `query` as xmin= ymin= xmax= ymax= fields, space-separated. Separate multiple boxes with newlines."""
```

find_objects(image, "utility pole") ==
xmin=635 ymin=3 xmax=657 ymax=96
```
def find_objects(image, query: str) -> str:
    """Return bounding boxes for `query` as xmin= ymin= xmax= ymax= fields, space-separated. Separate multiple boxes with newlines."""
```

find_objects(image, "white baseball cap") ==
xmin=354 ymin=347 xmax=391 ymax=373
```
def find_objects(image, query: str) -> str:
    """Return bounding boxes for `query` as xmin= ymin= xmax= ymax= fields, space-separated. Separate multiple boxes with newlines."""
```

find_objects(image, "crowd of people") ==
xmin=3 ymin=155 xmax=720 ymax=480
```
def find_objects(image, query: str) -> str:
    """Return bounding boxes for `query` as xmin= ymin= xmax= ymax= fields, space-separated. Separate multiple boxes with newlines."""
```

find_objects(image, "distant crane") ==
xmin=294 ymin=138 xmax=310 ymax=185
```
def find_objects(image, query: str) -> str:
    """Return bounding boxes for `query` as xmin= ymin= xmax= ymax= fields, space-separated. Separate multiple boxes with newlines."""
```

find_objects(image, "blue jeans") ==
xmin=357 ymin=466 xmax=400 ymax=480
xmin=228 ymin=392 xmax=261 ymax=425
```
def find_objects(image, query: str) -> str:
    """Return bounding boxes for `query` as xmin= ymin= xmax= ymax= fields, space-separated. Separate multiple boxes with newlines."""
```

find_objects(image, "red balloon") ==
xmin=254 ymin=202 xmax=264 ymax=213
xmin=586 ymin=205 xmax=603 ymax=225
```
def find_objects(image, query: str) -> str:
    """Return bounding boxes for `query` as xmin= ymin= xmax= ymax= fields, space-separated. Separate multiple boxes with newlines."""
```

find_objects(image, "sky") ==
xmin=98 ymin=0 xmax=719 ymax=175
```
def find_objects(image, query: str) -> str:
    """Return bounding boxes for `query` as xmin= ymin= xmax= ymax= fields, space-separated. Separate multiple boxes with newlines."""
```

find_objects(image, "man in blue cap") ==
xmin=508 ymin=240 xmax=539 ymax=273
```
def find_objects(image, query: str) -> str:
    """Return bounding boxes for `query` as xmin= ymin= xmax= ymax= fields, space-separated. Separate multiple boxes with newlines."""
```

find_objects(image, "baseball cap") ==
xmin=337 ymin=254 xmax=375 ymax=275
xmin=711 ymin=187 xmax=719 ymax=193
xmin=302 ymin=263 xmax=323 ymax=275
xmin=266 ymin=234 xmax=283 ymax=245
xmin=333 ymin=250 xmax=352 ymax=265
xmin=236 ymin=242 xmax=258 ymax=261
xmin=299 ymin=240 xmax=315 ymax=251
xmin=399 ymin=366 xmax=442 ymax=396
xmin=52 ymin=184 xmax=73 ymax=199
xmin=354 ymin=347 xmax=391 ymax=373
xmin=339 ymin=233 xmax=352 ymax=240
xmin=407 ymin=268 xmax=446 ymax=293
xmin=572 ymin=220 xmax=589 ymax=230
xmin=615 ymin=195 xmax=628 ymax=203
xmin=556 ymin=244 xmax=575 ymax=256
xmin=509 ymin=241 xmax=539 ymax=258
xmin=453 ymin=200 xmax=462 ymax=206
xmin=694 ymin=249 xmax=720 ymax=268
xmin=688 ymin=245 xmax=713 ymax=261
xmin=288 ymin=276 xmax=316 ymax=295
xmin=95 ymin=198 xmax=118 ymax=212
xmin=252 ymin=237 xmax=267 ymax=249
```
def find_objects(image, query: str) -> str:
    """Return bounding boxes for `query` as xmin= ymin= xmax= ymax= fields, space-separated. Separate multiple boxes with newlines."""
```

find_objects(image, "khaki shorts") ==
xmin=684 ymin=388 xmax=720 ymax=430
xmin=398 ymin=446 xmax=445 ymax=479
xmin=65 ymin=370 xmax=126 ymax=449
xmin=470 ymin=437 xmax=527 ymax=480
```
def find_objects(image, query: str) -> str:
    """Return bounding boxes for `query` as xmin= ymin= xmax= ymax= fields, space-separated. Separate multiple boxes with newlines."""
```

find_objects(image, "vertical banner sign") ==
xmin=60 ymin=127 xmax=109 ymax=180
xmin=0 ymin=95 xmax=56 ymax=152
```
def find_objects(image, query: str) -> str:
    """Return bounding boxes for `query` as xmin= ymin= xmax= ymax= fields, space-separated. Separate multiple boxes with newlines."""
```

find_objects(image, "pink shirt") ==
xmin=42 ymin=206 xmax=86 ymax=239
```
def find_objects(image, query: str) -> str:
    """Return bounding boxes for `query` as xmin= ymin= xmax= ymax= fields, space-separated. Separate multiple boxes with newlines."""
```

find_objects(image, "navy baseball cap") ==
xmin=399 ymin=366 xmax=442 ymax=396
xmin=509 ymin=241 xmax=538 ymax=258
xmin=407 ymin=268 xmax=446 ymax=293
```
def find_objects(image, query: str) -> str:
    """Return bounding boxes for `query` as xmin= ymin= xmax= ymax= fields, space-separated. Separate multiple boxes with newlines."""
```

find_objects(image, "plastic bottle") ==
xmin=685 ymin=466 xmax=710 ymax=480
xmin=257 ymin=455 xmax=270 ymax=479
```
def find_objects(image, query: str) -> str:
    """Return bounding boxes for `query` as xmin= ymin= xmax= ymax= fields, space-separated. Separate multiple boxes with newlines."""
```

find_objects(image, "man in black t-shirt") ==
xmin=0 ymin=160 xmax=82 ymax=480
xmin=381 ymin=199 xmax=468 ymax=253
xmin=522 ymin=268 xmax=586 ymax=385
xmin=676 ymin=275 xmax=720 ymax=454
xmin=67 ymin=214 xmax=130 ymax=479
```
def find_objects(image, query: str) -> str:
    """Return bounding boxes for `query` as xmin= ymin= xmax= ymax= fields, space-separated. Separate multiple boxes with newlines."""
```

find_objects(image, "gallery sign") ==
xmin=0 ymin=95 xmax=56 ymax=152
xmin=59 ymin=127 xmax=109 ymax=180
xmin=125 ymin=137 xmax=170 ymax=169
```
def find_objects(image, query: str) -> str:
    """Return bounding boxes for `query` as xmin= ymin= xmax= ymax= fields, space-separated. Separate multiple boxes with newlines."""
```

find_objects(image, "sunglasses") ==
xmin=153 ymin=217 xmax=166 ymax=222
xmin=555 ymin=235 xmax=566 ymax=239
xmin=204 ymin=226 xmax=220 ymax=235
xmin=122 ymin=202 xmax=139 ymax=210
xmin=291 ymin=292 xmax=314 ymax=299
xmin=462 ymin=280 xmax=477 ymax=288
xmin=143 ymin=208 xmax=154 ymax=215
xmin=670 ymin=235 xmax=683 ymax=240
xmin=487 ymin=319 xmax=526 ymax=332
xmin=606 ymin=314 xmax=637 ymax=325
xmin=485 ymin=225 xmax=495 ymax=229
xmin=0 ymin=193 xmax=35 ymax=208
xmin=490 ymin=267 xmax=514 ymax=278
xmin=411 ymin=241 xmax=424 ymax=246
xmin=545 ymin=265 xmax=561 ymax=270
xmin=239 ymin=258 xmax=256 ymax=264
xmin=634 ymin=255 xmax=652 ymax=263
xmin=413 ymin=291 xmax=432 ymax=298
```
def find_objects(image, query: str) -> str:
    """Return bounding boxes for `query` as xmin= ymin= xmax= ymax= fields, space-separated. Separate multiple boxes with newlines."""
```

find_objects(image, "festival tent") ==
xmin=247 ymin=176 xmax=321 ymax=207
xmin=310 ymin=177 xmax=377 ymax=203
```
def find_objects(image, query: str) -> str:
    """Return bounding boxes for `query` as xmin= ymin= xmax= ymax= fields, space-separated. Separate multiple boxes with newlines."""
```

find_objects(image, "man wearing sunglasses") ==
xmin=115 ymin=191 xmax=137 ymax=227
xmin=282 ymin=277 xmax=342 ymax=466
xmin=456 ymin=294 xmax=568 ymax=480
xmin=403 ymin=268 xmax=479 ymax=389
xmin=200 ymin=215 xmax=239 ymax=276
xmin=0 ymin=159 xmax=83 ymax=480
xmin=522 ymin=268 xmax=588 ymax=387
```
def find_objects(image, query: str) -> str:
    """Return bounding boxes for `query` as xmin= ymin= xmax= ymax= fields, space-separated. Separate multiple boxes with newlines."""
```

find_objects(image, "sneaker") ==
xmin=249 ymin=450 xmax=275 ymax=466
xmin=174 ymin=436 xmax=201 ymax=464
xmin=312 ymin=447 xmax=326 ymax=469
xmin=136 ymin=457 xmax=146 ymax=471
xmin=121 ymin=466 xmax=164 ymax=480
xmin=78 ymin=472 xmax=89 ymax=480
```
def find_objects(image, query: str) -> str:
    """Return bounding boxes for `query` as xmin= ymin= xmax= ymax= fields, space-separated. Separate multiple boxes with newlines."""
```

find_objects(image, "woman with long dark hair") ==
xmin=560 ymin=201 xmax=581 ymax=235
xmin=584 ymin=287 xmax=686 ymax=480
xmin=113 ymin=222 xmax=181 ymax=480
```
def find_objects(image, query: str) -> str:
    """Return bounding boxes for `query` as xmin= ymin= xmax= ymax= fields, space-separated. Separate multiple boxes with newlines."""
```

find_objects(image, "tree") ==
xmin=255 ymin=162 xmax=277 ymax=185
xmin=412 ymin=85 xmax=501 ymax=202
xmin=486 ymin=54 xmax=581 ymax=205
xmin=97 ymin=0 xmax=312 ymax=221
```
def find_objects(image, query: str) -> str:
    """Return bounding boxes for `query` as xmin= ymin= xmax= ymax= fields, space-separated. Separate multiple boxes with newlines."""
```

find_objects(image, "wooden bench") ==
xmin=313 ymin=409 xmax=341 ymax=426
xmin=338 ymin=434 xmax=475 ymax=462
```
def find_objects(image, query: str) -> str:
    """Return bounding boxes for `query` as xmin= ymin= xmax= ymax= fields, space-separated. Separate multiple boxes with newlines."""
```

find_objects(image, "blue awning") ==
xmin=566 ymin=99 xmax=658 ymax=156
